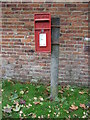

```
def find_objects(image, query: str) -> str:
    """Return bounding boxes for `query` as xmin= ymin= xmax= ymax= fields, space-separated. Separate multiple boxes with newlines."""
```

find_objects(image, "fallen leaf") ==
xmin=3 ymin=104 xmax=12 ymax=113
xmin=25 ymin=90 xmax=29 ymax=94
xmin=1 ymin=89 xmax=3 ymax=92
xmin=20 ymin=105 xmax=24 ymax=108
xmin=57 ymin=114 xmax=59 ymax=117
xmin=48 ymin=114 xmax=50 ymax=118
xmin=20 ymin=90 xmax=24 ymax=95
xmin=28 ymin=113 xmax=33 ymax=116
xmin=58 ymin=112 xmax=60 ymax=115
xmin=26 ymin=81 xmax=30 ymax=84
xmin=46 ymin=87 xmax=50 ymax=92
xmin=20 ymin=99 xmax=26 ymax=105
xmin=54 ymin=112 xmax=56 ymax=115
xmin=34 ymin=97 xmax=37 ymax=100
xmin=59 ymin=90 xmax=63 ymax=94
xmin=39 ymin=97 xmax=44 ymax=101
xmin=23 ymin=114 xmax=26 ymax=117
xmin=49 ymin=110 xmax=51 ymax=113
xmin=66 ymin=85 xmax=70 ymax=90
xmin=73 ymin=114 xmax=77 ymax=117
xmin=68 ymin=115 xmax=71 ymax=118
xmin=26 ymin=105 xmax=29 ymax=108
xmin=82 ymin=115 xmax=87 ymax=118
xmin=32 ymin=114 xmax=36 ymax=118
xmin=80 ymin=103 xmax=86 ymax=109
xmin=61 ymin=85 xmax=66 ymax=90
xmin=36 ymin=86 xmax=40 ymax=89
xmin=60 ymin=104 xmax=62 ymax=108
xmin=41 ymin=115 xmax=44 ymax=118
xmin=33 ymin=101 xmax=40 ymax=105
xmin=13 ymin=105 xmax=20 ymax=112
xmin=79 ymin=91 xmax=84 ymax=94
xmin=44 ymin=90 xmax=49 ymax=96
xmin=8 ymin=79 xmax=10 ymax=82
xmin=49 ymin=106 xmax=51 ymax=108
xmin=20 ymin=111 xmax=23 ymax=114
xmin=70 ymin=105 xmax=78 ymax=110
xmin=8 ymin=80 xmax=14 ymax=84
xmin=13 ymin=100 xmax=19 ymax=105
xmin=64 ymin=110 xmax=69 ymax=113
xmin=28 ymin=103 xmax=32 ymax=107
xmin=71 ymin=88 xmax=74 ymax=92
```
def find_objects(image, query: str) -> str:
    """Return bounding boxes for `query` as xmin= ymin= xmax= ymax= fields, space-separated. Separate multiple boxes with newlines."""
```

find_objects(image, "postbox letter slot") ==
xmin=35 ymin=19 xmax=50 ymax=21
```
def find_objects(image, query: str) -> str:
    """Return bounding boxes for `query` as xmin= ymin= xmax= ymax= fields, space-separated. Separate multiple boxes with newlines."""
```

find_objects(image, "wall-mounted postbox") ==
xmin=34 ymin=13 xmax=51 ymax=52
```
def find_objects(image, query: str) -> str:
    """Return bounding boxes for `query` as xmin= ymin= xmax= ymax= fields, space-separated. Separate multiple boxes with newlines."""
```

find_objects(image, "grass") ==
xmin=2 ymin=80 xmax=89 ymax=119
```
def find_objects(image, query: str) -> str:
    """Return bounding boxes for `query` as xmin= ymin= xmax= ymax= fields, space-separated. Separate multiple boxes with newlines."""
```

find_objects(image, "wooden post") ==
xmin=50 ymin=18 xmax=60 ymax=100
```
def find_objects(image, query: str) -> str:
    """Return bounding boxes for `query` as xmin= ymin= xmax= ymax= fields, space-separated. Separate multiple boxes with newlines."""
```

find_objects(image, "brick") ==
xmin=65 ymin=4 xmax=76 ymax=7
xmin=46 ymin=7 xmax=57 ymax=11
xmin=42 ymin=3 xmax=51 ymax=7
xmin=28 ymin=3 xmax=39 ymax=7
xmin=12 ymin=8 xmax=22 ymax=11
xmin=70 ymin=7 xmax=76 ymax=11
xmin=53 ymin=3 xmax=64 ymax=7
xmin=23 ymin=7 xmax=33 ymax=10
xmin=77 ymin=4 xmax=88 ymax=8
xmin=6 ymin=4 xmax=17 ymax=7
xmin=39 ymin=7 xmax=46 ymax=11
xmin=18 ymin=4 xmax=29 ymax=7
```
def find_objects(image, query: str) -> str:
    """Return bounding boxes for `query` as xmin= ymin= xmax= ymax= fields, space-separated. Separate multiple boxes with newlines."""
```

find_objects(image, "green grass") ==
xmin=2 ymin=80 xmax=89 ymax=119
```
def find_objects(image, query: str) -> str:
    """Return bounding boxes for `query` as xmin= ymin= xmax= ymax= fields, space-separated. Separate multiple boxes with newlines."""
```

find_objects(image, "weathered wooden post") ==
xmin=50 ymin=18 xmax=60 ymax=100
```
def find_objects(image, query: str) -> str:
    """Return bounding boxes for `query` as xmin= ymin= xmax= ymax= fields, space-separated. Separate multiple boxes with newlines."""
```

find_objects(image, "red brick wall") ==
xmin=1 ymin=2 xmax=89 ymax=86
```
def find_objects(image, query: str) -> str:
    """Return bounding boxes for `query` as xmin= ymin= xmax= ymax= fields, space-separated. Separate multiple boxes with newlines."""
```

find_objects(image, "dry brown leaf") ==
xmin=64 ymin=109 xmax=69 ymax=113
xmin=80 ymin=103 xmax=86 ymax=109
xmin=59 ymin=90 xmax=63 ymax=94
xmin=73 ymin=114 xmax=77 ymax=117
xmin=32 ymin=114 xmax=36 ymax=118
xmin=79 ymin=91 xmax=84 ymax=94
xmin=8 ymin=79 xmax=10 ymax=82
xmin=33 ymin=102 xmax=40 ymax=105
xmin=26 ymin=81 xmax=30 ymax=84
xmin=66 ymin=85 xmax=70 ymax=90
xmin=70 ymin=105 xmax=78 ymax=110
xmin=44 ymin=90 xmax=49 ymax=96
xmin=39 ymin=97 xmax=44 ymax=101
xmin=68 ymin=115 xmax=71 ymax=118
xmin=61 ymin=86 xmax=66 ymax=91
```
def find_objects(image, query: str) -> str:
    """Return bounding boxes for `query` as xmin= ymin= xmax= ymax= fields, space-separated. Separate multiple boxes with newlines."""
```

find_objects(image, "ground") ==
xmin=1 ymin=80 xmax=89 ymax=119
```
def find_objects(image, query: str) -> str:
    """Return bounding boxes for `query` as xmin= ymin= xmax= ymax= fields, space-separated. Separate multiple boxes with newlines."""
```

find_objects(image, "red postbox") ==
xmin=34 ymin=13 xmax=51 ymax=52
